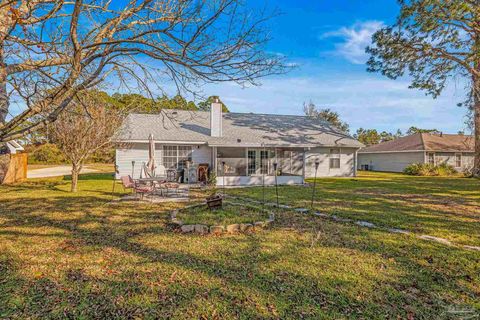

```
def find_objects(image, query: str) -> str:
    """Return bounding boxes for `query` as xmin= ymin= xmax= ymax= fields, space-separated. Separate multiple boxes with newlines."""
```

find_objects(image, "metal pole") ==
xmin=273 ymin=162 xmax=279 ymax=207
xmin=311 ymin=161 xmax=320 ymax=209
xmin=222 ymin=161 xmax=226 ymax=197
xmin=131 ymin=161 xmax=135 ymax=178
xmin=262 ymin=144 xmax=266 ymax=209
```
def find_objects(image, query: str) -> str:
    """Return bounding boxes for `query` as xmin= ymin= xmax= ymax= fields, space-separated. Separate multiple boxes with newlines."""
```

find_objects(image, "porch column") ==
xmin=212 ymin=146 xmax=217 ymax=173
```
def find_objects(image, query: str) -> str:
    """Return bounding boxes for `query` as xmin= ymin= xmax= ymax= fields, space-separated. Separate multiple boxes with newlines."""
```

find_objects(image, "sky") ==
xmin=198 ymin=0 xmax=469 ymax=134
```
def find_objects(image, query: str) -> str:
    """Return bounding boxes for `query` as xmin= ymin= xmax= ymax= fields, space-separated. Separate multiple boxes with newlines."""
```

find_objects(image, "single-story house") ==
xmin=0 ymin=140 xmax=24 ymax=155
xmin=114 ymin=101 xmax=363 ymax=186
xmin=358 ymin=133 xmax=474 ymax=173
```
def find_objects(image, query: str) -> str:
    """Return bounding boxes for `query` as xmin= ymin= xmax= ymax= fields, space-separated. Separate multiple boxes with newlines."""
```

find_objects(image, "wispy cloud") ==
xmin=322 ymin=21 xmax=384 ymax=64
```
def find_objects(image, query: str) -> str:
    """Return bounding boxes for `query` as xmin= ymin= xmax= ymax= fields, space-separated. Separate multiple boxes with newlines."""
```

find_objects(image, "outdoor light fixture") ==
xmin=273 ymin=162 xmax=279 ymax=207
xmin=311 ymin=160 xmax=320 ymax=209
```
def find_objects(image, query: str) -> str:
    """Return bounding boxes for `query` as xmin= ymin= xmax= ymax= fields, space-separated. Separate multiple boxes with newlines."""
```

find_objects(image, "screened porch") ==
xmin=215 ymin=147 xmax=305 ymax=186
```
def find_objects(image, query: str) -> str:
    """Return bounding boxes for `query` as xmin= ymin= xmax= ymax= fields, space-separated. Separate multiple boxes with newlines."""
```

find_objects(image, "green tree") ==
xmin=355 ymin=128 xmax=403 ymax=146
xmin=367 ymin=0 xmax=480 ymax=175
xmin=303 ymin=101 xmax=349 ymax=133
xmin=198 ymin=96 xmax=230 ymax=112
xmin=406 ymin=127 xmax=441 ymax=136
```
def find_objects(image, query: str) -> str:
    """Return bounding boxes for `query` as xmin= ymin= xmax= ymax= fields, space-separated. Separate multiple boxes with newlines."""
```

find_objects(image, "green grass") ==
xmin=177 ymin=204 xmax=269 ymax=226
xmin=229 ymin=171 xmax=480 ymax=246
xmin=0 ymin=171 xmax=479 ymax=319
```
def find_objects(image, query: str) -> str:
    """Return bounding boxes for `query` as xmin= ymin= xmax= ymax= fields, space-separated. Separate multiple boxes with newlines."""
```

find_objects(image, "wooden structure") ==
xmin=0 ymin=153 xmax=28 ymax=184
xmin=206 ymin=194 xmax=223 ymax=210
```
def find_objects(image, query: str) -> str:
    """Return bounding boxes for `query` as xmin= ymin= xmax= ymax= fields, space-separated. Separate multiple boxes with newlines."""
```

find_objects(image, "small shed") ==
xmin=0 ymin=140 xmax=27 ymax=184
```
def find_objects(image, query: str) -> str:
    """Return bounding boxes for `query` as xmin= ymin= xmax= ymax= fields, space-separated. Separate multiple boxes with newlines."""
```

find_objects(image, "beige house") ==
xmin=358 ymin=133 xmax=474 ymax=173
xmin=114 ymin=101 xmax=363 ymax=186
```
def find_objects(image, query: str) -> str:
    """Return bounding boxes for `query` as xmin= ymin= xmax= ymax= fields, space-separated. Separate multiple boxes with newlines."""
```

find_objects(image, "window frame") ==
xmin=329 ymin=148 xmax=341 ymax=169
xmin=426 ymin=152 xmax=436 ymax=165
xmin=455 ymin=153 xmax=462 ymax=168
xmin=162 ymin=145 xmax=193 ymax=170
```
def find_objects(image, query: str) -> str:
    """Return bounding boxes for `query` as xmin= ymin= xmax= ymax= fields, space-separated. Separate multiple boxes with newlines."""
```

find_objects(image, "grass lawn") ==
xmin=0 ymin=171 xmax=479 ymax=319
xmin=176 ymin=204 xmax=270 ymax=226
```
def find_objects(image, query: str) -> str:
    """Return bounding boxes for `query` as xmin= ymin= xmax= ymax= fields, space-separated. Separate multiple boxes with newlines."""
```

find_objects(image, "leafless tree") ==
xmin=50 ymin=91 xmax=124 ymax=192
xmin=0 ymin=0 xmax=287 ymax=142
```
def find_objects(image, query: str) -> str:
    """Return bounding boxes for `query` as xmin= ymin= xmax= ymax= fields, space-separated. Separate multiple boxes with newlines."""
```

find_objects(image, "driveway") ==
xmin=27 ymin=165 xmax=99 ymax=179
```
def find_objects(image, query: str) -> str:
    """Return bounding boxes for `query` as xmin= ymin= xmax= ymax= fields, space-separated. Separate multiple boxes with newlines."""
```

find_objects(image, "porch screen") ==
xmin=163 ymin=146 xmax=193 ymax=169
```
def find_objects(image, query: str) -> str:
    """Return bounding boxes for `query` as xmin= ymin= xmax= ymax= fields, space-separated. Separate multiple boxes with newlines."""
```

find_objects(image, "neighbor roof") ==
xmin=359 ymin=133 xmax=474 ymax=153
xmin=115 ymin=110 xmax=363 ymax=148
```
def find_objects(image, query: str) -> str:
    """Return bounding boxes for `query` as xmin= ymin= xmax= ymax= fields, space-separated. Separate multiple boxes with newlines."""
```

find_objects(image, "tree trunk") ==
xmin=0 ymin=46 xmax=8 ymax=124
xmin=71 ymin=163 xmax=81 ymax=192
xmin=474 ymin=87 xmax=480 ymax=177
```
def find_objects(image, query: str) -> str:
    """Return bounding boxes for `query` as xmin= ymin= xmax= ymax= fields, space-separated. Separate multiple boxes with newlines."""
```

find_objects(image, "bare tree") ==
xmin=0 ymin=0 xmax=287 ymax=142
xmin=303 ymin=101 xmax=350 ymax=133
xmin=50 ymin=91 xmax=123 ymax=192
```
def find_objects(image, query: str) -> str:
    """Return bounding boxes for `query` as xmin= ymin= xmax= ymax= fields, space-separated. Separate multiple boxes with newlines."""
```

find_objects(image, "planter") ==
xmin=206 ymin=195 xmax=223 ymax=210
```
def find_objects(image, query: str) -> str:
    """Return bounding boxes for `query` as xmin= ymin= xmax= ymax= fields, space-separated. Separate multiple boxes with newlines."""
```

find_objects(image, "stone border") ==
xmin=225 ymin=195 xmax=480 ymax=253
xmin=169 ymin=201 xmax=275 ymax=235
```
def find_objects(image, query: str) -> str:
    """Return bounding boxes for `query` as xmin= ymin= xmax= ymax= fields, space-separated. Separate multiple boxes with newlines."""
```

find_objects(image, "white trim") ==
xmin=454 ymin=152 xmax=462 ymax=168
xmin=117 ymin=140 xmax=207 ymax=145
xmin=359 ymin=150 xmax=425 ymax=154
xmin=360 ymin=149 xmax=474 ymax=154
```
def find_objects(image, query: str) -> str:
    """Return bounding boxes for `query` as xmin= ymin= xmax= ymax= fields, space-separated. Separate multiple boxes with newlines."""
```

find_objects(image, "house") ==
xmin=358 ymin=133 xmax=474 ymax=173
xmin=0 ymin=140 xmax=27 ymax=184
xmin=114 ymin=101 xmax=363 ymax=186
xmin=0 ymin=140 xmax=24 ymax=155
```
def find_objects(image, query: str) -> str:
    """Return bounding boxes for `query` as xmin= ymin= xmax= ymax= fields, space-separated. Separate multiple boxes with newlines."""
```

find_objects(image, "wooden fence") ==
xmin=1 ymin=153 xmax=28 ymax=184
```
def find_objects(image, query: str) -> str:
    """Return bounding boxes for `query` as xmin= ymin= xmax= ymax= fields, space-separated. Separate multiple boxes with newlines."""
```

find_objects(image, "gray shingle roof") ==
xmin=115 ymin=110 xmax=363 ymax=148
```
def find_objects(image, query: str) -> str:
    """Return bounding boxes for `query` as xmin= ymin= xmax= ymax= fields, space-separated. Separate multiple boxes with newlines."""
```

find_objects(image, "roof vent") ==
xmin=171 ymin=111 xmax=178 ymax=115
xmin=237 ymin=138 xmax=241 ymax=143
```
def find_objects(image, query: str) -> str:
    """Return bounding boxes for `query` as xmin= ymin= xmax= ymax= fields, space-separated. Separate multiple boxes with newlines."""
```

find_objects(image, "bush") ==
xmin=404 ymin=162 xmax=457 ymax=176
xmin=27 ymin=143 xmax=65 ymax=164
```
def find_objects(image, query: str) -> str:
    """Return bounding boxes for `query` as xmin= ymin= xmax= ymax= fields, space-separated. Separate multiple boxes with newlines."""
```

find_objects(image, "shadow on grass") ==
xmin=1 ymin=191 xmax=479 ymax=318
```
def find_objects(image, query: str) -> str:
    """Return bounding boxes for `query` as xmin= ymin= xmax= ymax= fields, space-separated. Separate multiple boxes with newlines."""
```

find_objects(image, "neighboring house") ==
xmin=114 ymin=101 xmax=363 ymax=186
xmin=358 ymin=133 xmax=474 ymax=173
xmin=0 ymin=140 xmax=24 ymax=155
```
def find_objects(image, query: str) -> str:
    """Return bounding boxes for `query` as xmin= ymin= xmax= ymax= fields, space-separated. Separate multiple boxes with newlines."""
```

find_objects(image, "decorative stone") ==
xmin=356 ymin=221 xmax=376 ymax=228
xmin=263 ymin=220 xmax=273 ymax=228
xmin=314 ymin=212 xmax=329 ymax=218
xmin=194 ymin=224 xmax=209 ymax=234
xmin=388 ymin=228 xmax=410 ymax=234
xmin=181 ymin=225 xmax=195 ymax=233
xmin=278 ymin=204 xmax=291 ymax=209
xmin=171 ymin=218 xmax=183 ymax=226
xmin=254 ymin=221 xmax=265 ymax=229
xmin=419 ymin=235 xmax=452 ymax=246
xmin=295 ymin=208 xmax=309 ymax=214
xmin=210 ymin=225 xmax=225 ymax=235
xmin=226 ymin=224 xmax=240 ymax=233
xmin=240 ymin=223 xmax=253 ymax=232
xmin=464 ymin=245 xmax=480 ymax=251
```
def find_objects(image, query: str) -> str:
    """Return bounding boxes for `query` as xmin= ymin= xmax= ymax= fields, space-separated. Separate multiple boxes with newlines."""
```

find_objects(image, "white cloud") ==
xmin=322 ymin=21 xmax=384 ymax=64
xmin=201 ymin=73 xmax=468 ymax=134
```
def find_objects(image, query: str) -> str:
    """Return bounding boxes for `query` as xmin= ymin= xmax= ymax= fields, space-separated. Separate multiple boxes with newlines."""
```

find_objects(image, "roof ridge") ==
xmin=419 ymin=132 xmax=426 ymax=150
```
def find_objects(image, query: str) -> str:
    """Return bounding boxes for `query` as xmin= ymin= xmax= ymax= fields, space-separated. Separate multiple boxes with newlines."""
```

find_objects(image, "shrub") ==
xmin=404 ymin=162 xmax=457 ymax=176
xmin=27 ymin=143 xmax=65 ymax=164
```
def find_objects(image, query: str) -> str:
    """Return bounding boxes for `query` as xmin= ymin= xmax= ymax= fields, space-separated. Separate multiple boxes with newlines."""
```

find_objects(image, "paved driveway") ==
xmin=27 ymin=166 xmax=99 ymax=179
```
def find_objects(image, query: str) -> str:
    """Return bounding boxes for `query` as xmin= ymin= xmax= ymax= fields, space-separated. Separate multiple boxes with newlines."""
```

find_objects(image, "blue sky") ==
xmin=199 ymin=0 xmax=469 ymax=134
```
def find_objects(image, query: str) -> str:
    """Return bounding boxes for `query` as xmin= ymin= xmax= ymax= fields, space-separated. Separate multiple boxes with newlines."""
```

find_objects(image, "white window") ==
xmin=247 ymin=149 xmax=275 ymax=175
xmin=329 ymin=148 xmax=341 ymax=169
xmin=427 ymin=152 xmax=435 ymax=165
xmin=455 ymin=153 xmax=462 ymax=168
xmin=163 ymin=145 xmax=193 ymax=169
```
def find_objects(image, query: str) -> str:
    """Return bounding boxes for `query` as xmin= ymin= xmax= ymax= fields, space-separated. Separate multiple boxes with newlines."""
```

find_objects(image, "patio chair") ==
xmin=121 ymin=176 xmax=135 ymax=192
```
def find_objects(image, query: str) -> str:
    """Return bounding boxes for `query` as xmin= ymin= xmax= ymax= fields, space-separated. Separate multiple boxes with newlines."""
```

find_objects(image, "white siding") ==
xmin=116 ymin=143 xmax=150 ymax=179
xmin=304 ymin=147 xmax=356 ymax=178
xmin=191 ymin=145 xmax=212 ymax=166
xmin=357 ymin=152 xmax=424 ymax=173
xmin=116 ymin=143 xmax=212 ymax=179
xmin=433 ymin=152 xmax=474 ymax=172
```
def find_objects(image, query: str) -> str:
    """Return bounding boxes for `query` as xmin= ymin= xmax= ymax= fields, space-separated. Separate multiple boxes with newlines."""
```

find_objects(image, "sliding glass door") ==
xmin=247 ymin=149 xmax=273 ymax=176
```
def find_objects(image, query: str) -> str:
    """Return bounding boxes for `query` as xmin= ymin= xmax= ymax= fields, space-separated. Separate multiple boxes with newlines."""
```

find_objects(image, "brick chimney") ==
xmin=210 ymin=97 xmax=223 ymax=137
